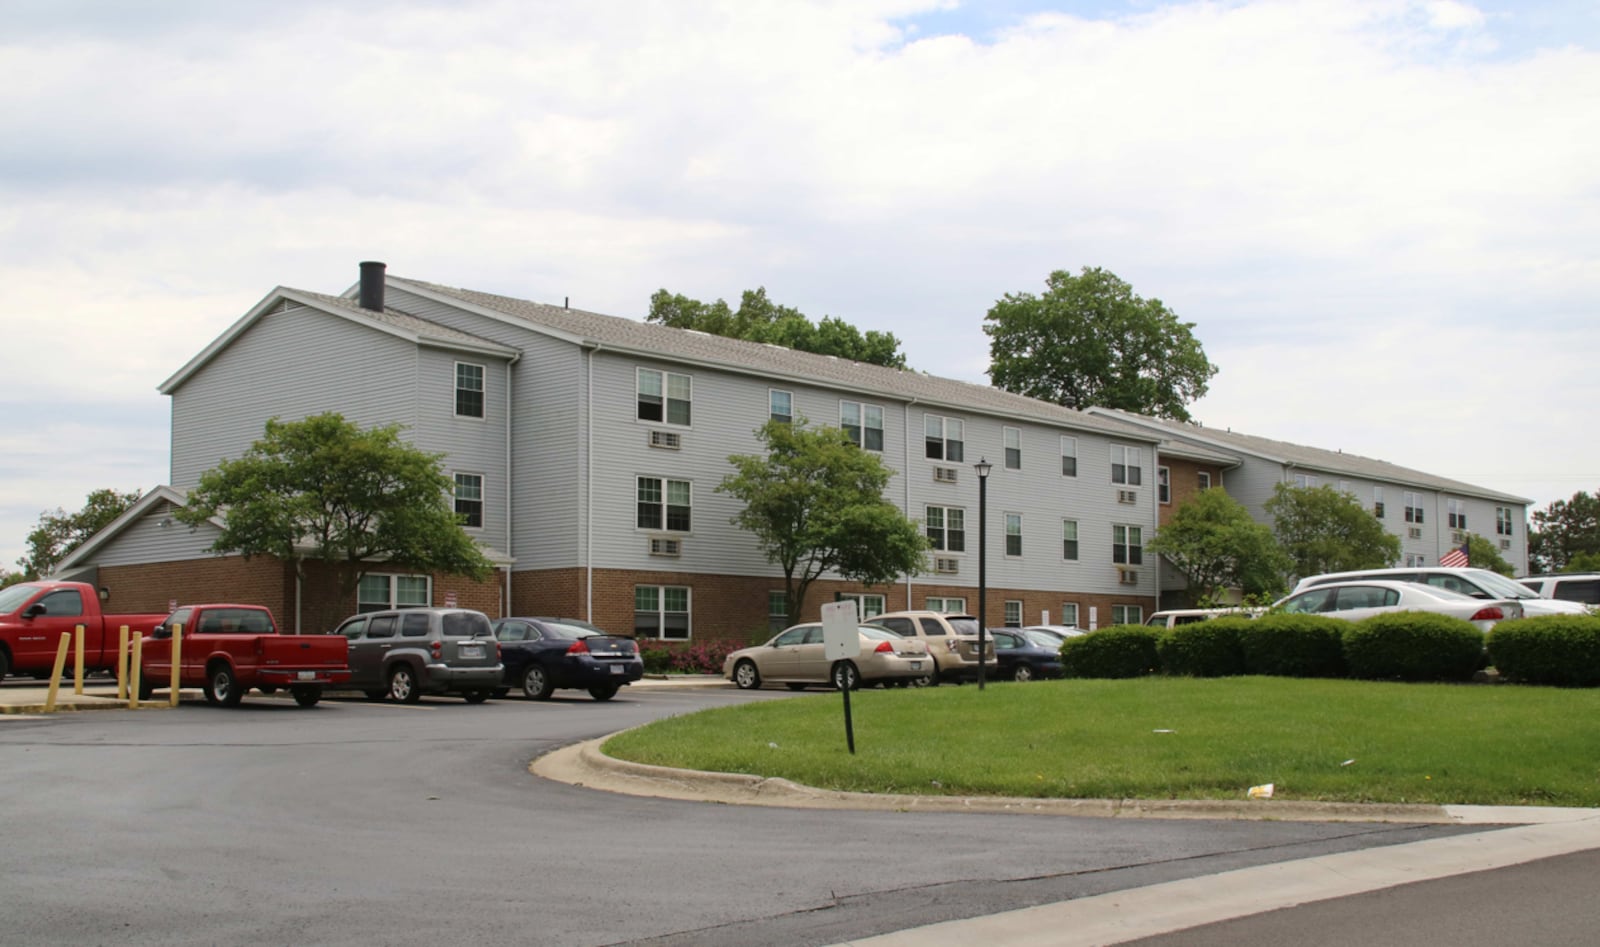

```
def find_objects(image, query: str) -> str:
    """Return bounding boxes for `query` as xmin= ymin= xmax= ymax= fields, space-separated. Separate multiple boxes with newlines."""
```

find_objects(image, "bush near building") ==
xmin=1060 ymin=625 xmax=1162 ymax=679
xmin=1235 ymin=613 xmax=1348 ymax=679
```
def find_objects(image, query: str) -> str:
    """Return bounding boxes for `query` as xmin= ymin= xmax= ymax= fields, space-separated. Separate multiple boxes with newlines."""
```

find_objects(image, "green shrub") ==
xmin=1487 ymin=615 xmax=1600 ymax=686
xmin=1060 ymin=625 xmax=1161 ymax=679
xmin=1237 ymin=613 xmax=1348 ymax=678
xmin=1342 ymin=612 xmax=1485 ymax=682
xmin=1156 ymin=617 xmax=1249 ymax=677
xmin=637 ymin=639 xmax=745 ymax=674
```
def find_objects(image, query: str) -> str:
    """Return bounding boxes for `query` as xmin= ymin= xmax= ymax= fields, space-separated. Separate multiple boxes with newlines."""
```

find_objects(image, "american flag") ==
xmin=1440 ymin=540 xmax=1470 ymax=568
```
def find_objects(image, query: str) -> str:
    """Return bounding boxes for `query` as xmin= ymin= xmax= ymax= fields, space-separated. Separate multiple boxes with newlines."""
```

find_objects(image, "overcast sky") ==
xmin=3 ymin=0 xmax=1596 ymax=572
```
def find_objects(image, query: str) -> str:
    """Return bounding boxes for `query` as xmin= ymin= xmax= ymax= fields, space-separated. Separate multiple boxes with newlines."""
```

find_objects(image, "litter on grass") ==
xmin=1341 ymin=759 xmax=1356 ymax=766
xmin=1247 ymin=783 xmax=1275 ymax=799
xmin=1152 ymin=729 xmax=1176 ymax=734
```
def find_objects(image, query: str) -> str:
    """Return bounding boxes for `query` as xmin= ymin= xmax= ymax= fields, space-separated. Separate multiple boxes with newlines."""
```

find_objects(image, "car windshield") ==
xmin=860 ymin=627 xmax=897 ymax=640
xmin=1465 ymin=571 xmax=1540 ymax=600
xmin=945 ymin=617 xmax=980 ymax=636
xmin=0 ymin=583 xmax=43 ymax=614
xmin=1023 ymin=629 xmax=1063 ymax=648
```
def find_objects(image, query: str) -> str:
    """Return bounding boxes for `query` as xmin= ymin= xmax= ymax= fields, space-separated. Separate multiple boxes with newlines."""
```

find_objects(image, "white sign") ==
xmin=821 ymin=600 xmax=860 ymax=661
xmin=445 ymin=591 xmax=458 ymax=608
xmin=1088 ymin=606 xmax=1098 ymax=630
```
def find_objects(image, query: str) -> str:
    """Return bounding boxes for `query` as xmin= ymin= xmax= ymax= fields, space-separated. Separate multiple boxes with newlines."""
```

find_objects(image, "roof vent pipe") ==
xmin=359 ymin=261 xmax=386 ymax=311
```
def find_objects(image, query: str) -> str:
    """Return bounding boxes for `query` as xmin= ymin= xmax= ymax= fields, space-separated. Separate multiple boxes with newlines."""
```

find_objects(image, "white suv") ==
xmin=1293 ymin=568 xmax=1588 ymax=617
xmin=1517 ymin=574 xmax=1600 ymax=608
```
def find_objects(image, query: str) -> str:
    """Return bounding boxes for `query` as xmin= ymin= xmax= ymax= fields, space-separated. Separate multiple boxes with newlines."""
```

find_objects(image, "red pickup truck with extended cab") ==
xmin=0 ymin=581 xmax=164 ymax=680
xmin=139 ymin=604 xmax=350 ymax=707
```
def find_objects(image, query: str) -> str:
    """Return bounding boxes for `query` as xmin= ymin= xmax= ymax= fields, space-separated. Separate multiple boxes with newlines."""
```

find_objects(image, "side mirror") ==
xmin=151 ymin=626 xmax=172 ymax=640
xmin=23 ymin=603 xmax=46 ymax=619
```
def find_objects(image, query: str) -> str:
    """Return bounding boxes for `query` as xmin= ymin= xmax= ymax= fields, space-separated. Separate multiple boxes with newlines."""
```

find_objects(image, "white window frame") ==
xmin=1003 ymin=600 xmax=1022 ymax=627
xmin=924 ymin=414 xmax=965 ymax=462
xmin=1404 ymin=491 xmax=1425 ymax=524
xmin=767 ymin=591 xmax=788 ymax=632
xmin=635 ymin=584 xmax=691 ymax=640
xmin=1004 ymin=512 xmax=1022 ymax=557
xmin=1198 ymin=471 xmax=1211 ymax=490
xmin=769 ymin=389 xmax=793 ymax=425
xmin=1374 ymin=486 xmax=1386 ymax=518
xmin=926 ymin=597 xmax=966 ymax=614
xmin=1061 ymin=519 xmax=1079 ymax=561
xmin=840 ymin=401 xmax=885 ymax=451
xmin=1448 ymin=498 xmax=1467 ymax=530
xmin=637 ymin=367 xmax=692 ymax=427
xmin=925 ymin=505 xmax=966 ymax=552
xmin=357 ymin=573 xmax=432 ymax=613
xmin=1293 ymin=473 xmax=1319 ymax=489
xmin=1111 ymin=445 xmax=1142 ymax=485
xmin=1496 ymin=506 xmax=1514 ymax=537
xmin=1113 ymin=524 xmax=1144 ymax=566
xmin=837 ymin=592 xmax=886 ymax=620
xmin=453 ymin=472 xmax=484 ymax=529
xmin=1112 ymin=604 xmax=1143 ymax=625
xmin=1060 ymin=437 xmax=1078 ymax=477
xmin=1157 ymin=466 xmax=1171 ymax=504
xmin=1003 ymin=427 xmax=1021 ymax=470
xmin=454 ymin=361 xmax=485 ymax=420
xmin=1060 ymin=602 xmax=1079 ymax=627
xmin=637 ymin=476 xmax=692 ymax=532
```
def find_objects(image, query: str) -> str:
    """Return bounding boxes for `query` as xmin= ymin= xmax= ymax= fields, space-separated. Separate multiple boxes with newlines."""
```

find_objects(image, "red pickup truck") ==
xmin=139 ymin=604 xmax=350 ymax=707
xmin=0 ymin=581 xmax=164 ymax=680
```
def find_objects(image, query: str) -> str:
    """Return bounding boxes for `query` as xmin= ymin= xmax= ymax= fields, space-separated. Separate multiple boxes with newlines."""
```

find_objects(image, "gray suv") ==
xmin=334 ymin=608 xmax=503 ymax=703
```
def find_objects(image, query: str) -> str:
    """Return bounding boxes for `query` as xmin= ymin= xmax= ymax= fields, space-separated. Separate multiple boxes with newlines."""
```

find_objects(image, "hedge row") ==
xmin=1062 ymin=612 xmax=1600 ymax=685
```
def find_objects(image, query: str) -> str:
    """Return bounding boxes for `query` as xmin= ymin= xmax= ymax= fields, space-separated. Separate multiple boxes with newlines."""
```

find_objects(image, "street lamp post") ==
xmin=974 ymin=457 xmax=992 ymax=691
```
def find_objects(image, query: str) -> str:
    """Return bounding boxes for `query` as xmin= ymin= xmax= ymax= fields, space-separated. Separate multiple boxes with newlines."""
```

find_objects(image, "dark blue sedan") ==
xmin=492 ymin=617 xmax=644 ymax=701
xmin=989 ymin=628 xmax=1065 ymax=682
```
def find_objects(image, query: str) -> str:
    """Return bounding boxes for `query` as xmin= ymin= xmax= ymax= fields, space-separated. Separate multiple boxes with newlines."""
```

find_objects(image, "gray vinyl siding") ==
xmin=170 ymin=304 xmax=419 ymax=488
xmin=413 ymin=346 xmax=510 ymax=554
xmin=89 ymin=512 xmax=221 ymax=566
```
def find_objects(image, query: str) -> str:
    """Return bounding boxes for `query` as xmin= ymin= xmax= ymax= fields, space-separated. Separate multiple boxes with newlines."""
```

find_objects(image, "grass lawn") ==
xmin=602 ymin=677 xmax=1600 ymax=806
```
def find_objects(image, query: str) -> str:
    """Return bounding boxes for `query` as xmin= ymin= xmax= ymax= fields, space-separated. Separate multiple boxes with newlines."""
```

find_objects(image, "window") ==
xmin=1061 ymin=519 xmax=1079 ymax=560
xmin=36 ymin=589 xmax=83 ymax=617
xmin=1005 ymin=513 xmax=1022 ymax=557
xmin=1448 ymin=498 xmax=1467 ymax=530
xmin=454 ymin=473 xmax=483 ymax=528
xmin=1293 ymin=473 xmax=1319 ymax=489
xmin=925 ymin=505 xmax=965 ymax=552
xmin=1197 ymin=471 xmax=1211 ymax=490
xmin=769 ymin=389 xmax=792 ymax=425
xmin=637 ymin=477 xmax=692 ymax=532
xmin=768 ymin=591 xmax=788 ymax=632
xmin=1405 ymin=553 xmax=1427 ymax=567
xmin=1404 ymin=491 xmax=1425 ymax=524
xmin=1111 ymin=445 xmax=1142 ymax=485
xmin=837 ymin=592 xmax=886 ymax=619
xmin=1003 ymin=427 xmax=1021 ymax=470
xmin=924 ymin=415 xmax=964 ymax=462
xmin=455 ymin=362 xmax=485 ymax=418
xmin=637 ymin=368 xmax=691 ymax=426
xmin=1112 ymin=604 xmax=1142 ymax=625
xmin=1004 ymin=600 xmax=1022 ymax=627
xmin=840 ymin=401 xmax=884 ymax=451
xmin=1496 ymin=506 xmax=1514 ymax=537
xmin=1061 ymin=437 xmax=1078 ymax=477
xmin=1339 ymin=480 xmax=1352 ymax=495
xmin=1157 ymin=467 xmax=1171 ymax=504
xmin=1113 ymin=524 xmax=1144 ymax=566
xmin=1374 ymin=486 xmax=1386 ymax=518
xmin=357 ymin=574 xmax=430 ymax=613
xmin=1060 ymin=602 xmax=1079 ymax=627
xmin=926 ymin=597 xmax=966 ymax=614
xmin=635 ymin=585 xmax=690 ymax=639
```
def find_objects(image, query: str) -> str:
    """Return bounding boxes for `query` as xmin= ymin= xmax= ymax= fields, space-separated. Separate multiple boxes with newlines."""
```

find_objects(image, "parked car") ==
xmin=140 ymin=604 xmax=349 ymax=707
xmin=1272 ymin=580 xmax=1524 ymax=632
xmin=988 ymin=628 xmax=1065 ymax=681
xmin=492 ymin=617 xmax=643 ymax=701
xmin=1144 ymin=607 xmax=1263 ymax=629
xmin=723 ymin=623 xmax=931 ymax=691
xmin=1517 ymin=574 xmax=1600 ymax=608
xmin=1292 ymin=567 xmax=1587 ymax=616
xmin=870 ymin=611 xmax=995 ymax=685
xmin=333 ymin=608 xmax=503 ymax=703
xmin=1022 ymin=624 xmax=1085 ymax=643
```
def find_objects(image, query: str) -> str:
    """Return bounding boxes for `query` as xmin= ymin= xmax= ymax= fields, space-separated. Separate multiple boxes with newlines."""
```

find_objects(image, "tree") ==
xmin=647 ymin=287 xmax=908 ymax=369
xmin=1148 ymin=488 xmax=1290 ymax=605
xmin=1264 ymin=483 xmax=1402 ymax=580
xmin=1528 ymin=491 xmax=1600 ymax=573
xmin=17 ymin=487 xmax=141 ymax=578
xmin=983 ymin=267 xmax=1218 ymax=421
xmin=176 ymin=413 xmax=494 ymax=627
xmin=718 ymin=419 xmax=929 ymax=627
xmin=1464 ymin=533 xmax=1515 ymax=577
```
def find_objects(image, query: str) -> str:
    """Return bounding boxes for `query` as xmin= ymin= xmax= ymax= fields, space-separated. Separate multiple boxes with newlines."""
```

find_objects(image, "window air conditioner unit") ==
xmin=1118 ymin=567 xmax=1139 ymax=585
xmin=935 ymin=557 xmax=959 ymax=574
xmin=648 ymin=430 xmax=681 ymax=450
xmin=649 ymin=538 xmax=681 ymax=557
xmin=1116 ymin=489 xmax=1138 ymax=504
xmin=1451 ymin=530 xmax=1467 ymax=544
xmin=933 ymin=466 xmax=958 ymax=484
xmin=1408 ymin=527 xmax=1422 ymax=540
xmin=1500 ymin=539 xmax=1511 ymax=551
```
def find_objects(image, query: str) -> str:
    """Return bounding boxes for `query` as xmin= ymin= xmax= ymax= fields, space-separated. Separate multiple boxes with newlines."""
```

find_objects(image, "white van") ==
xmin=1144 ymin=607 xmax=1262 ymax=630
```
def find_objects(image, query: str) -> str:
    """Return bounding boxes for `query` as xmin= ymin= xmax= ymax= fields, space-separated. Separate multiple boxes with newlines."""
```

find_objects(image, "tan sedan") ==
xmin=723 ymin=623 xmax=932 ymax=691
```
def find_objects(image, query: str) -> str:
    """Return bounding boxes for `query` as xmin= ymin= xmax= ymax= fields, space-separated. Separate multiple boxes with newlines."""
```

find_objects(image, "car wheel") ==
xmin=522 ymin=664 xmax=555 ymax=700
xmin=205 ymin=663 xmax=244 ymax=707
xmin=363 ymin=689 xmax=387 ymax=701
xmin=492 ymin=688 xmax=510 ymax=699
xmin=0 ymin=648 xmax=9 ymax=682
xmin=831 ymin=661 xmax=860 ymax=691
xmin=290 ymin=686 xmax=321 ymax=707
xmin=588 ymin=683 xmax=619 ymax=701
xmin=785 ymin=682 xmax=807 ymax=691
xmin=462 ymin=690 xmax=491 ymax=704
xmin=911 ymin=671 xmax=938 ymax=687
xmin=1013 ymin=664 xmax=1035 ymax=683
xmin=388 ymin=665 xmax=421 ymax=703
xmin=137 ymin=675 xmax=154 ymax=701
xmin=733 ymin=659 xmax=762 ymax=690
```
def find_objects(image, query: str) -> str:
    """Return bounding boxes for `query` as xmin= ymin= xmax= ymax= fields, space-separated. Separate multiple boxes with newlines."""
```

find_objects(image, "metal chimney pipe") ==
xmin=359 ymin=261 xmax=386 ymax=311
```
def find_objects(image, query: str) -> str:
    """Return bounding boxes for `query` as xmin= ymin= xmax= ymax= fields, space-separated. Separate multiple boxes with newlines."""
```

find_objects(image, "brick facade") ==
xmin=1158 ymin=457 xmax=1228 ymax=527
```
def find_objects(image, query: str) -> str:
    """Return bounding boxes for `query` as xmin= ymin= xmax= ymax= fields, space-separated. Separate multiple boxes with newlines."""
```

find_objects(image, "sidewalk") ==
xmin=0 ymin=682 xmax=193 ymax=714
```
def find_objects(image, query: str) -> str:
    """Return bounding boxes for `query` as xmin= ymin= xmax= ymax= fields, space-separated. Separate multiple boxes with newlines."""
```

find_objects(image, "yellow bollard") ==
xmin=129 ymin=635 xmax=143 ymax=710
xmin=44 ymin=633 xmax=70 ymax=713
xmin=74 ymin=624 xmax=85 ymax=695
xmin=116 ymin=626 xmax=130 ymax=701
xmin=169 ymin=623 xmax=182 ymax=708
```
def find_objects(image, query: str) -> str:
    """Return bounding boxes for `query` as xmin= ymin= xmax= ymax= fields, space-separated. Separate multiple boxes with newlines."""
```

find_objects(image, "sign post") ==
xmin=820 ymin=600 xmax=860 ymax=755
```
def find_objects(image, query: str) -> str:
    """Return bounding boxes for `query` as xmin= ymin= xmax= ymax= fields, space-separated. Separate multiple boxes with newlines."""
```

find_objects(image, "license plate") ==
xmin=610 ymin=665 xmax=624 ymax=675
xmin=296 ymin=671 xmax=316 ymax=681
xmin=459 ymin=644 xmax=484 ymax=659
xmin=910 ymin=661 xmax=922 ymax=670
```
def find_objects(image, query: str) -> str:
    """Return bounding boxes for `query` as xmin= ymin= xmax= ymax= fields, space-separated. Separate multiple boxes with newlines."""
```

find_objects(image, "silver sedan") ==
xmin=1273 ymin=580 xmax=1524 ymax=632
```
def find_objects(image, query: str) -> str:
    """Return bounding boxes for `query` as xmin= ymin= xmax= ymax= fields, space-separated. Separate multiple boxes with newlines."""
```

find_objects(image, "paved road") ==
xmin=0 ymin=687 xmax=1497 ymax=946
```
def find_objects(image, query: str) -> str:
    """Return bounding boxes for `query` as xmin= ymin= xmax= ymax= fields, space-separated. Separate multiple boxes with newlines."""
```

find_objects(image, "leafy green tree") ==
xmin=983 ymin=267 xmax=1217 ymax=421
xmin=17 ymin=487 xmax=141 ymax=578
xmin=647 ymin=287 xmax=908 ymax=369
xmin=1464 ymin=533 xmax=1515 ymax=577
xmin=1264 ymin=483 xmax=1402 ymax=580
xmin=718 ymin=419 xmax=929 ymax=626
xmin=1528 ymin=491 xmax=1600 ymax=573
xmin=1148 ymin=488 xmax=1290 ymax=605
xmin=176 ymin=413 xmax=493 ymax=627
